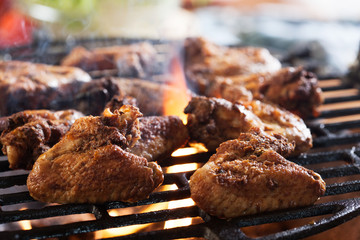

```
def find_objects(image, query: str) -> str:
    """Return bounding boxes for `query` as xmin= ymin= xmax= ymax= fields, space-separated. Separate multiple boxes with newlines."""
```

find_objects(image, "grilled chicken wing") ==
xmin=0 ymin=109 xmax=83 ymax=170
xmin=235 ymin=128 xmax=295 ymax=158
xmin=0 ymin=61 xmax=91 ymax=116
xmin=27 ymin=106 xmax=164 ymax=204
xmin=61 ymin=42 xmax=157 ymax=78
xmin=207 ymin=67 xmax=323 ymax=118
xmin=184 ymin=96 xmax=312 ymax=156
xmin=185 ymin=38 xmax=322 ymax=118
xmin=75 ymin=77 xmax=188 ymax=116
xmin=128 ymin=116 xmax=189 ymax=162
xmin=104 ymin=96 xmax=189 ymax=162
xmin=185 ymin=37 xmax=281 ymax=94
xmin=190 ymin=133 xmax=326 ymax=219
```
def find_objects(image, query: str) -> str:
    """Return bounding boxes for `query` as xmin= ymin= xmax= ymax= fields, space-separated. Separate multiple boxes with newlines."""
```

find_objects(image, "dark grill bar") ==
xmin=0 ymin=39 xmax=360 ymax=239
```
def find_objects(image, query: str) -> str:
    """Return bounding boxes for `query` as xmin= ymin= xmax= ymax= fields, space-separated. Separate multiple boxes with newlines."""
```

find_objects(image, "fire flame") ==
xmin=163 ymin=55 xmax=191 ymax=124
xmin=18 ymin=208 xmax=32 ymax=230
xmin=18 ymin=220 xmax=32 ymax=230
xmin=164 ymin=198 xmax=195 ymax=229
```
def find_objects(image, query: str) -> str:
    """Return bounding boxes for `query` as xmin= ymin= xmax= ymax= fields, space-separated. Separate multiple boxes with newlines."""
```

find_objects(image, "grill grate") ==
xmin=1 ymin=39 xmax=360 ymax=239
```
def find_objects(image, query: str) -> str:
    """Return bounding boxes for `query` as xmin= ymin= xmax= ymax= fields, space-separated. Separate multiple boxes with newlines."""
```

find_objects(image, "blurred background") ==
xmin=0 ymin=0 xmax=360 ymax=76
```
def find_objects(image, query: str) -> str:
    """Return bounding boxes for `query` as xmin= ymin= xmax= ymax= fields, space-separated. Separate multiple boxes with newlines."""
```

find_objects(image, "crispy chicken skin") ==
xmin=184 ymin=96 xmax=312 ymax=155
xmin=190 ymin=135 xmax=326 ymax=219
xmin=61 ymin=42 xmax=157 ymax=78
xmin=128 ymin=116 xmax=189 ymax=162
xmin=103 ymin=96 xmax=189 ymax=162
xmin=185 ymin=37 xmax=281 ymax=93
xmin=27 ymin=106 xmax=164 ymax=204
xmin=208 ymin=67 xmax=323 ymax=118
xmin=0 ymin=61 xmax=91 ymax=116
xmin=236 ymin=128 xmax=295 ymax=158
xmin=0 ymin=109 xmax=83 ymax=170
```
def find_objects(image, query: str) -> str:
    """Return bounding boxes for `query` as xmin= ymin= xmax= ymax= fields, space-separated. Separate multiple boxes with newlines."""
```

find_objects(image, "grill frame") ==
xmin=0 ymin=39 xmax=360 ymax=239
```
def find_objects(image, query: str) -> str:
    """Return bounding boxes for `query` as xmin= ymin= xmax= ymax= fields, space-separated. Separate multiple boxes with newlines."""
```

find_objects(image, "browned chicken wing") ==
xmin=0 ymin=109 xmax=83 ymax=170
xmin=185 ymin=37 xmax=281 ymax=93
xmin=27 ymin=106 xmax=164 ymax=204
xmin=128 ymin=116 xmax=189 ymax=162
xmin=190 ymin=134 xmax=326 ymax=219
xmin=236 ymin=128 xmax=295 ymax=158
xmin=0 ymin=61 xmax=91 ymax=116
xmin=207 ymin=67 xmax=323 ymax=118
xmin=61 ymin=42 xmax=157 ymax=78
xmin=75 ymin=77 xmax=190 ymax=116
xmin=104 ymin=96 xmax=189 ymax=162
xmin=184 ymin=96 xmax=312 ymax=156
xmin=185 ymin=38 xmax=322 ymax=118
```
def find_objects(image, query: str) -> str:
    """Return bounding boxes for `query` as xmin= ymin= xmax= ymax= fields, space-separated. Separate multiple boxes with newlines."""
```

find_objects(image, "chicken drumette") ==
xmin=190 ymin=131 xmax=326 ymax=219
xmin=0 ymin=109 xmax=83 ymax=170
xmin=27 ymin=106 xmax=164 ymax=204
xmin=184 ymin=96 xmax=312 ymax=156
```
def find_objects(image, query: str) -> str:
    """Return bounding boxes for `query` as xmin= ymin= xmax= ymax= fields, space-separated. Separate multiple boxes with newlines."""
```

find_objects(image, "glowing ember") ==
xmin=18 ymin=220 xmax=32 ymax=230
xmin=172 ymin=147 xmax=198 ymax=157
xmin=18 ymin=208 xmax=32 ymax=230
xmin=166 ymin=163 xmax=199 ymax=174
xmin=163 ymin=56 xmax=191 ymax=124
xmin=164 ymin=198 xmax=195 ymax=229
xmin=97 ymin=224 xmax=152 ymax=238
xmin=171 ymin=145 xmax=208 ymax=157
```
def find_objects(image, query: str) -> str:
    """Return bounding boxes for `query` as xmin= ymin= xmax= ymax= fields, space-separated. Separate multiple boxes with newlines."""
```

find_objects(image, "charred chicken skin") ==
xmin=190 ymin=132 xmax=326 ymax=219
xmin=0 ymin=109 xmax=83 ymax=170
xmin=27 ymin=106 xmax=164 ymax=204
xmin=61 ymin=42 xmax=157 ymax=78
xmin=184 ymin=96 xmax=312 ymax=156
xmin=0 ymin=61 xmax=91 ymax=116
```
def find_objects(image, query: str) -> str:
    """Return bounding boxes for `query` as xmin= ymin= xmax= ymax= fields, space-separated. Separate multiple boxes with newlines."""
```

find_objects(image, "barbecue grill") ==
xmin=0 ymin=38 xmax=360 ymax=240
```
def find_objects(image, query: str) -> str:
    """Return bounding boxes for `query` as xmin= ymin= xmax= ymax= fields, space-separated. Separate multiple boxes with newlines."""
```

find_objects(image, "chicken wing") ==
xmin=61 ymin=42 xmax=157 ymax=78
xmin=75 ymin=77 xmax=189 ymax=116
xmin=185 ymin=38 xmax=322 ymax=118
xmin=184 ymin=96 xmax=312 ymax=156
xmin=0 ymin=60 xmax=91 ymax=116
xmin=0 ymin=109 xmax=83 ymax=170
xmin=185 ymin=37 xmax=281 ymax=93
xmin=27 ymin=105 xmax=164 ymax=204
xmin=104 ymin=96 xmax=189 ymax=162
xmin=128 ymin=116 xmax=189 ymax=162
xmin=207 ymin=67 xmax=323 ymax=118
xmin=190 ymin=133 xmax=326 ymax=219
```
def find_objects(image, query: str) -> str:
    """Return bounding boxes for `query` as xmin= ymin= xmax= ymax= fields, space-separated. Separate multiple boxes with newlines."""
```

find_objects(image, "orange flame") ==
xmin=18 ymin=208 xmax=32 ymax=230
xmin=163 ymin=56 xmax=191 ymax=124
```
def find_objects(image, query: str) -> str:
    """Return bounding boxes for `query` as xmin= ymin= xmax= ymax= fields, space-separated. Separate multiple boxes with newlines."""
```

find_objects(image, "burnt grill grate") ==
xmin=0 ymin=39 xmax=360 ymax=239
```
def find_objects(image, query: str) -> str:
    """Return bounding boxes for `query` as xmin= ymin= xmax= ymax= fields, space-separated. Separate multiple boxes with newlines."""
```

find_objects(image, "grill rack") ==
xmin=0 ymin=39 xmax=360 ymax=239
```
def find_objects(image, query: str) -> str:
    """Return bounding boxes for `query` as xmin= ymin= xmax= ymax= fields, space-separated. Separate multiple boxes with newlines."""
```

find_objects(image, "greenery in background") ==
xmin=26 ymin=0 xmax=97 ymax=16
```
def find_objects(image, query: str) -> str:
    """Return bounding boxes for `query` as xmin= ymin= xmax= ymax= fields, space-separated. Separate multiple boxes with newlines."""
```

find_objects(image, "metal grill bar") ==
xmin=324 ymin=120 xmax=360 ymax=131
xmin=324 ymin=95 xmax=360 ymax=104
xmin=319 ymin=107 xmax=360 ymax=118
